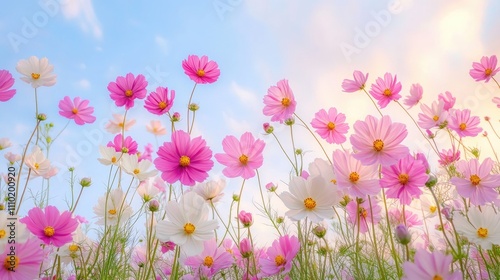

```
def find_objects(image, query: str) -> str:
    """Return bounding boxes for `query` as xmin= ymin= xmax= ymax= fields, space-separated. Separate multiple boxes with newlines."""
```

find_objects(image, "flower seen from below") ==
xmin=105 ymin=113 xmax=136 ymax=134
xmin=107 ymin=73 xmax=148 ymax=109
xmin=121 ymin=153 xmax=158 ymax=181
xmin=311 ymin=107 xmax=349 ymax=144
xmin=182 ymin=55 xmax=220 ymax=84
xmin=192 ymin=178 xmax=226 ymax=203
xmin=438 ymin=91 xmax=456 ymax=111
xmin=0 ymin=70 xmax=16 ymax=102
xmin=146 ymin=120 xmax=167 ymax=136
xmin=342 ymin=70 xmax=368 ymax=92
xmin=93 ymin=188 xmax=133 ymax=226
xmin=16 ymin=56 xmax=57 ymax=88
xmin=417 ymin=100 xmax=448 ymax=130
xmin=58 ymin=96 xmax=96 ymax=125
xmin=403 ymin=83 xmax=423 ymax=109
xmin=263 ymin=79 xmax=296 ymax=123
xmin=346 ymin=199 xmax=382 ymax=233
xmin=107 ymin=134 xmax=138 ymax=154
xmin=402 ymin=249 xmax=462 ymax=280
xmin=144 ymin=86 xmax=175 ymax=115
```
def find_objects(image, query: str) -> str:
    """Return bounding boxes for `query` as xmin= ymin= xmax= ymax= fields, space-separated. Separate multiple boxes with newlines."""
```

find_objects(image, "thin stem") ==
xmin=362 ymin=88 xmax=383 ymax=117
xmin=186 ymin=83 xmax=198 ymax=133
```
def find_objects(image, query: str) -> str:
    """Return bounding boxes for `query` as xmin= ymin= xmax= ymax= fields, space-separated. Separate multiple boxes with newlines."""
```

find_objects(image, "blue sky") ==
xmin=1 ymin=0 xmax=500 ymax=243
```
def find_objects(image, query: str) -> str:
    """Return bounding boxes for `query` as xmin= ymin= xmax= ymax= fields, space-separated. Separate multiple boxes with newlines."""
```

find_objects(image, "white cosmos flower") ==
xmin=98 ymin=146 xmax=122 ymax=166
xmin=137 ymin=178 xmax=161 ymax=202
xmin=25 ymin=145 xmax=51 ymax=176
xmin=0 ymin=212 xmax=29 ymax=253
xmin=454 ymin=206 xmax=500 ymax=250
xmin=280 ymin=175 xmax=338 ymax=222
xmin=0 ymin=138 xmax=11 ymax=150
xmin=121 ymin=153 xmax=158 ymax=181
xmin=93 ymin=188 xmax=133 ymax=226
xmin=156 ymin=192 xmax=218 ymax=256
xmin=16 ymin=56 xmax=57 ymax=88
xmin=191 ymin=178 xmax=226 ymax=204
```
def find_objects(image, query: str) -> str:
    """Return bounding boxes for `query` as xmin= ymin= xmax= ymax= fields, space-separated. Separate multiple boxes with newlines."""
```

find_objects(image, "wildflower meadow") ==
xmin=1 ymin=52 xmax=500 ymax=280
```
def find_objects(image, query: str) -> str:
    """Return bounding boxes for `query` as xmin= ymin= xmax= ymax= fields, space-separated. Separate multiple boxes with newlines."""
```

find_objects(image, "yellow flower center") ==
xmin=44 ymin=226 xmax=55 ymax=237
xmin=203 ymin=256 xmax=214 ymax=267
xmin=383 ymin=89 xmax=392 ymax=96
xmin=433 ymin=275 xmax=443 ymax=280
xmin=111 ymin=156 xmax=117 ymax=163
xmin=108 ymin=209 xmax=117 ymax=215
xmin=0 ymin=230 xmax=5 ymax=238
xmin=3 ymin=255 xmax=19 ymax=270
xmin=485 ymin=68 xmax=492 ymax=76
xmin=331 ymin=179 xmax=337 ymax=185
xmin=69 ymin=244 xmax=79 ymax=252
xmin=327 ymin=122 xmax=335 ymax=130
xmin=34 ymin=163 xmax=40 ymax=170
xmin=373 ymin=139 xmax=384 ymax=151
xmin=398 ymin=174 xmax=409 ymax=185
xmin=304 ymin=197 xmax=317 ymax=210
xmin=118 ymin=122 xmax=124 ymax=128
xmin=31 ymin=73 xmax=40 ymax=79
xmin=477 ymin=227 xmax=488 ymax=238
xmin=184 ymin=223 xmax=195 ymax=234
xmin=125 ymin=90 xmax=133 ymax=97
xmin=281 ymin=97 xmax=291 ymax=107
xmin=274 ymin=255 xmax=286 ymax=266
xmin=432 ymin=115 xmax=439 ymax=121
xmin=239 ymin=154 xmax=249 ymax=165
xmin=459 ymin=123 xmax=466 ymax=131
xmin=470 ymin=174 xmax=481 ymax=186
xmin=349 ymin=172 xmax=360 ymax=182
xmin=197 ymin=69 xmax=205 ymax=77
xmin=179 ymin=155 xmax=190 ymax=167
xmin=72 ymin=108 xmax=78 ymax=114
xmin=158 ymin=101 xmax=167 ymax=109
xmin=429 ymin=206 xmax=437 ymax=213
xmin=133 ymin=168 xmax=140 ymax=175
xmin=359 ymin=207 xmax=368 ymax=218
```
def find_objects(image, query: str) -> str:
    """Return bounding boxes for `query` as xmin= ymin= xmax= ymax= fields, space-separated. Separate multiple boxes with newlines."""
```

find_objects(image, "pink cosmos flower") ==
xmin=448 ymin=109 xmax=482 ymax=138
xmin=469 ymin=55 xmax=500 ymax=83
xmin=259 ymin=235 xmax=300 ymax=277
xmin=182 ymin=55 xmax=220 ymax=84
xmin=342 ymin=70 xmax=368 ymax=92
xmin=388 ymin=208 xmax=422 ymax=228
xmin=403 ymin=83 xmax=423 ymax=109
xmin=107 ymin=73 xmax=148 ymax=110
xmin=144 ymin=86 xmax=175 ymax=115
xmin=0 ymin=238 xmax=44 ymax=280
xmin=332 ymin=149 xmax=379 ymax=198
xmin=0 ymin=70 xmax=16 ymax=102
xmin=380 ymin=154 xmax=429 ymax=205
xmin=417 ymin=100 xmax=448 ymax=130
xmin=107 ymin=134 xmax=138 ymax=154
xmin=154 ymin=130 xmax=213 ymax=186
xmin=146 ymin=120 xmax=167 ymax=136
xmin=438 ymin=91 xmax=455 ymax=111
xmin=369 ymin=72 xmax=402 ymax=109
xmin=346 ymin=199 xmax=382 ymax=234
xmin=493 ymin=97 xmax=500 ymax=108
xmin=350 ymin=115 xmax=409 ymax=166
xmin=20 ymin=205 xmax=78 ymax=247
xmin=451 ymin=158 xmax=500 ymax=206
xmin=402 ymin=249 xmax=462 ymax=280
xmin=184 ymin=239 xmax=234 ymax=278
xmin=262 ymin=79 xmax=296 ymax=123
xmin=438 ymin=148 xmax=460 ymax=166
xmin=311 ymin=107 xmax=349 ymax=144
xmin=214 ymin=132 xmax=265 ymax=179
xmin=105 ymin=113 xmax=136 ymax=134
xmin=58 ymin=96 xmax=96 ymax=125
xmin=138 ymin=143 xmax=154 ymax=162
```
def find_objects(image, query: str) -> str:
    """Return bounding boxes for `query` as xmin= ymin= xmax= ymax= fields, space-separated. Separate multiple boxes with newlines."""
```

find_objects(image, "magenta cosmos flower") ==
xmin=259 ymin=235 xmax=300 ymax=277
xmin=19 ymin=205 xmax=78 ymax=247
xmin=182 ymin=55 xmax=220 ymax=84
xmin=184 ymin=238 xmax=234 ymax=278
xmin=154 ymin=130 xmax=213 ymax=186
xmin=346 ymin=199 xmax=382 ymax=233
xmin=403 ymin=83 xmax=423 ymax=109
xmin=369 ymin=72 xmax=402 ymax=109
xmin=451 ymin=158 xmax=500 ymax=206
xmin=107 ymin=134 xmax=138 ymax=154
xmin=448 ymin=109 xmax=482 ymax=138
xmin=144 ymin=86 xmax=175 ymax=115
xmin=58 ymin=96 xmax=96 ymax=125
xmin=342 ymin=70 xmax=369 ymax=92
xmin=0 ymin=70 xmax=16 ymax=102
xmin=0 ymin=238 xmax=44 ymax=280
xmin=263 ymin=79 xmax=296 ymax=123
xmin=380 ymin=154 xmax=429 ymax=205
xmin=107 ymin=73 xmax=148 ymax=110
xmin=350 ymin=115 xmax=409 ymax=166
xmin=214 ymin=132 xmax=265 ymax=179
xmin=469 ymin=55 xmax=500 ymax=83
xmin=332 ymin=149 xmax=379 ymax=198
xmin=402 ymin=249 xmax=462 ymax=280
xmin=311 ymin=107 xmax=349 ymax=144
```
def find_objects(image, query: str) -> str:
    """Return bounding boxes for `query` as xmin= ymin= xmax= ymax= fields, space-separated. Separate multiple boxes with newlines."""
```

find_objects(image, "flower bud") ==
xmin=171 ymin=112 xmax=181 ymax=122
xmin=276 ymin=216 xmax=284 ymax=224
xmin=238 ymin=211 xmax=253 ymax=227
xmin=284 ymin=117 xmax=295 ymax=126
xmin=148 ymin=199 xmax=160 ymax=212
xmin=239 ymin=238 xmax=253 ymax=258
xmin=441 ymin=206 xmax=453 ymax=221
xmin=425 ymin=175 xmax=437 ymax=188
xmin=188 ymin=103 xmax=199 ymax=111
xmin=312 ymin=225 xmax=327 ymax=238
xmin=263 ymin=123 xmax=274 ymax=134
xmin=79 ymin=177 xmax=92 ymax=187
xmin=265 ymin=182 xmax=277 ymax=192
xmin=37 ymin=113 xmax=47 ymax=121
xmin=232 ymin=194 xmax=240 ymax=202
xmin=395 ymin=224 xmax=411 ymax=245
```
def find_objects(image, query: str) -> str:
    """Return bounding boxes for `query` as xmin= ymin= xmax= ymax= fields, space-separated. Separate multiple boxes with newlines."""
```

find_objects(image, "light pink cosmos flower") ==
xmin=333 ymin=149 xmax=379 ymax=198
xmin=311 ymin=107 xmax=349 ymax=144
xmin=342 ymin=70 xmax=368 ymax=92
xmin=451 ymin=158 xmax=500 ymax=206
xmin=438 ymin=91 xmax=455 ymax=111
xmin=380 ymin=154 xmax=429 ymax=205
xmin=107 ymin=73 xmax=148 ymax=110
xmin=214 ymin=132 xmax=265 ymax=179
xmin=469 ymin=55 xmax=500 ymax=82
xmin=493 ymin=97 xmax=500 ymax=108
xmin=146 ymin=120 xmax=167 ymax=136
xmin=182 ymin=55 xmax=220 ymax=84
xmin=20 ymin=205 xmax=78 ymax=247
xmin=184 ymin=238 xmax=234 ymax=278
xmin=388 ymin=208 xmax=422 ymax=228
xmin=105 ymin=113 xmax=136 ymax=134
xmin=0 ymin=238 xmax=44 ymax=280
xmin=0 ymin=70 xmax=16 ymax=102
xmin=107 ymin=134 xmax=138 ymax=154
xmin=154 ymin=130 xmax=213 ymax=186
xmin=438 ymin=148 xmax=460 ymax=166
xmin=144 ymin=86 xmax=175 ymax=115
xmin=417 ymin=100 xmax=448 ymax=130
xmin=16 ymin=56 xmax=57 ymax=88
xmin=58 ymin=96 xmax=96 ymax=125
xmin=350 ymin=115 xmax=409 ymax=166
xmin=346 ymin=199 xmax=382 ymax=234
xmin=369 ymin=72 xmax=402 ymax=109
xmin=262 ymin=79 xmax=296 ymax=123
xmin=403 ymin=83 xmax=423 ymax=109
xmin=259 ymin=235 xmax=300 ymax=277
xmin=138 ymin=143 xmax=154 ymax=162
xmin=448 ymin=109 xmax=482 ymax=138
xmin=192 ymin=178 xmax=226 ymax=203
xmin=402 ymin=249 xmax=462 ymax=280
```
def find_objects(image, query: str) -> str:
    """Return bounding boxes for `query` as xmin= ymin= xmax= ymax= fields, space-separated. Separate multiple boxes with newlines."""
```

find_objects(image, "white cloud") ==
xmin=230 ymin=81 xmax=260 ymax=109
xmin=61 ymin=0 xmax=103 ymax=38
xmin=76 ymin=79 xmax=91 ymax=89
xmin=155 ymin=35 xmax=169 ymax=55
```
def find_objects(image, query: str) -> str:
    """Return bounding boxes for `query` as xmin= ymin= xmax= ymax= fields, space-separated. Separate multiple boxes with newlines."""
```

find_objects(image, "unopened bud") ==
xmin=395 ymin=224 xmax=411 ymax=245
